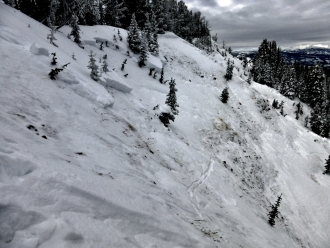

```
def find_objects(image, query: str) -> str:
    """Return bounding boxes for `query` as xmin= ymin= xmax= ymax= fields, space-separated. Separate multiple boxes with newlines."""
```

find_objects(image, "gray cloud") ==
xmin=185 ymin=0 xmax=330 ymax=50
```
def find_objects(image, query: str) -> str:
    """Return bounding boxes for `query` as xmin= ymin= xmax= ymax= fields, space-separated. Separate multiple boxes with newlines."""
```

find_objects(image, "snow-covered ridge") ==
xmin=1 ymin=3 xmax=330 ymax=248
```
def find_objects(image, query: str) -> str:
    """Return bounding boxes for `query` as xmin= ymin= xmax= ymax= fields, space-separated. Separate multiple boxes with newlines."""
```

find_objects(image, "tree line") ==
xmin=3 ymin=0 xmax=212 ymax=49
xmin=251 ymin=39 xmax=330 ymax=137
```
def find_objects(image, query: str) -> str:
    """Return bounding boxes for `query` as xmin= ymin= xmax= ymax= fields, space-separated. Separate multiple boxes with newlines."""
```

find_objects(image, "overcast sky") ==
xmin=185 ymin=0 xmax=330 ymax=50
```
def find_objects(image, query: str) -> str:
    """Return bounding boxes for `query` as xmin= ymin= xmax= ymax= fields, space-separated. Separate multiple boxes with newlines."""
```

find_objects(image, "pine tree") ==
xmin=49 ymin=63 xmax=69 ymax=80
xmin=268 ymin=194 xmax=282 ymax=226
xmin=224 ymin=59 xmax=234 ymax=81
xmin=143 ymin=13 xmax=159 ymax=55
xmin=51 ymin=53 xmax=57 ymax=65
xmin=87 ymin=51 xmax=99 ymax=81
xmin=310 ymin=104 xmax=323 ymax=135
xmin=324 ymin=155 xmax=330 ymax=175
xmin=121 ymin=59 xmax=127 ymax=71
xmin=104 ymin=0 xmax=127 ymax=27
xmin=279 ymin=101 xmax=285 ymax=116
xmin=102 ymin=56 xmax=109 ymax=72
xmin=247 ymin=72 xmax=252 ymax=84
xmin=165 ymin=78 xmax=179 ymax=116
xmin=138 ymin=34 xmax=149 ymax=67
xmin=117 ymin=29 xmax=123 ymax=41
xmin=280 ymin=65 xmax=296 ymax=100
xmin=220 ymin=87 xmax=229 ymax=103
xmin=159 ymin=78 xmax=179 ymax=127
xmin=149 ymin=68 xmax=155 ymax=76
xmin=47 ymin=25 xmax=58 ymax=47
xmin=272 ymin=99 xmax=280 ymax=109
xmin=159 ymin=67 xmax=165 ymax=84
xmin=47 ymin=0 xmax=60 ymax=28
xmin=307 ymin=64 xmax=326 ymax=108
xmin=295 ymin=102 xmax=303 ymax=120
xmin=70 ymin=15 xmax=83 ymax=48
xmin=304 ymin=115 xmax=310 ymax=127
xmin=127 ymin=13 xmax=142 ymax=54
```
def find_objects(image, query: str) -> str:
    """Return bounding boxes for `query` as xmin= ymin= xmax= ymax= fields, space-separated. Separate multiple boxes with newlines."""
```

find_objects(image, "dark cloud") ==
xmin=185 ymin=0 xmax=330 ymax=50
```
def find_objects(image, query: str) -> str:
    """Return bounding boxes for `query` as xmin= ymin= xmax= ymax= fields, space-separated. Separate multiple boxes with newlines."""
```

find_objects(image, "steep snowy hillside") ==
xmin=1 ymin=3 xmax=330 ymax=248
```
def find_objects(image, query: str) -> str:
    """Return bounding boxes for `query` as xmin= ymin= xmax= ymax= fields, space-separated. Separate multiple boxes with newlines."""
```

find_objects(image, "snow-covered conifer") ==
xmin=268 ymin=194 xmax=282 ymax=226
xmin=224 ymin=59 xmax=234 ymax=80
xmin=69 ymin=15 xmax=83 ymax=48
xmin=295 ymin=102 xmax=303 ymax=120
xmin=127 ymin=13 xmax=142 ymax=54
xmin=87 ymin=51 xmax=99 ymax=81
xmin=220 ymin=87 xmax=229 ymax=103
xmin=47 ymin=25 xmax=58 ymax=47
xmin=121 ymin=59 xmax=127 ymax=71
xmin=102 ymin=55 xmax=109 ymax=72
xmin=165 ymin=78 xmax=179 ymax=116
xmin=138 ymin=34 xmax=149 ymax=67
xmin=324 ymin=155 xmax=330 ymax=175
xmin=118 ymin=29 xmax=123 ymax=41
xmin=159 ymin=67 xmax=165 ymax=84
xmin=51 ymin=53 xmax=57 ymax=65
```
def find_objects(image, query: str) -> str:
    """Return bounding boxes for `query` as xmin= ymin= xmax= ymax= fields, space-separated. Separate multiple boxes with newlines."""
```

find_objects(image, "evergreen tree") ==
xmin=304 ymin=115 xmax=310 ymax=127
xmin=138 ymin=34 xmax=149 ymax=67
xmin=165 ymin=78 xmax=179 ymax=116
xmin=280 ymin=65 xmax=296 ymax=100
xmin=104 ymin=0 xmax=127 ymax=27
xmin=47 ymin=26 xmax=58 ymax=47
xmin=121 ymin=59 xmax=127 ymax=71
xmin=51 ymin=53 xmax=57 ymax=65
xmin=47 ymin=0 xmax=60 ymax=27
xmin=295 ymin=102 xmax=303 ymax=120
xmin=310 ymin=104 xmax=323 ymax=135
xmin=279 ymin=101 xmax=285 ymax=116
xmin=69 ymin=15 xmax=83 ymax=48
xmin=143 ymin=12 xmax=159 ymax=55
xmin=160 ymin=78 xmax=179 ymax=127
xmin=307 ymin=64 xmax=326 ymax=108
xmin=87 ymin=50 xmax=99 ymax=81
xmin=127 ymin=13 xmax=142 ymax=54
xmin=220 ymin=87 xmax=229 ymax=103
xmin=268 ymin=194 xmax=282 ymax=226
xmin=49 ymin=62 xmax=69 ymax=80
xmin=324 ymin=155 xmax=330 ymax=175
xmin=224 ymin=59 xmax=234 ymax=81
xmin=102 ymin=55 xmax=109 ymax=72
xmin=272 ymin=99 xmax=280 ymax=109
xmin=159 ymin=67 xmax=165 ymax=84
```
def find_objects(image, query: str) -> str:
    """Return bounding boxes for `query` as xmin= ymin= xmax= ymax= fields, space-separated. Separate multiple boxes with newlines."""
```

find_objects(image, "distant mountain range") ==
xmin=233 ymin=46 xmax=330 ymax=76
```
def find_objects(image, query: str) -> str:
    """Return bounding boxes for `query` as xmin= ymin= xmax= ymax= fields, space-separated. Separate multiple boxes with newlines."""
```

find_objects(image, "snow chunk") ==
xmin=29 ymin=43 xmax=49 ymax=56
xmin=60 ymin=71 xmax=80 ymax=85
xmin=100 ymin=71 xmax=132 ymax=93
xmin=68 ymin=78 xmax=115 ymax=108
xmin=146 ymin=54 xmax=163 ymax=72
xmin=82 ymin=40 xmax=97 ymax=47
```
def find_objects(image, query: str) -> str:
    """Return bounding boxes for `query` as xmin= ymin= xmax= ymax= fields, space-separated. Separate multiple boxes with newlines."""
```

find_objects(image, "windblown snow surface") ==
xmin=0 ymin=3 xmax=330 ymax=248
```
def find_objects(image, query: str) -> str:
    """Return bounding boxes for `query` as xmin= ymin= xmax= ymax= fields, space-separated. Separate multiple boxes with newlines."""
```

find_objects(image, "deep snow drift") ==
xmin=0 ymin=3 xmax=330 ymax=248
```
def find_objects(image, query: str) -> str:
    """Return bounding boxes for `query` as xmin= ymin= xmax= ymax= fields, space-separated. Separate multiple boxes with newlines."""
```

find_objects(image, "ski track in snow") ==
xmin=187 ymin=160 xmax=214 ymax=220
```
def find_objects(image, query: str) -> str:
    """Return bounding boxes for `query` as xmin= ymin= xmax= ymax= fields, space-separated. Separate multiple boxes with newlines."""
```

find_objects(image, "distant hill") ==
xmin=233 ymin=47 xmax=330 ymax=76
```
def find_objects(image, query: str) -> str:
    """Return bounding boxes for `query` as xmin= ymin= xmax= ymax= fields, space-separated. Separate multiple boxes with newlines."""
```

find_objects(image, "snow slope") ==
xmin=1 ymin=3 xmax=330 ymax=247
